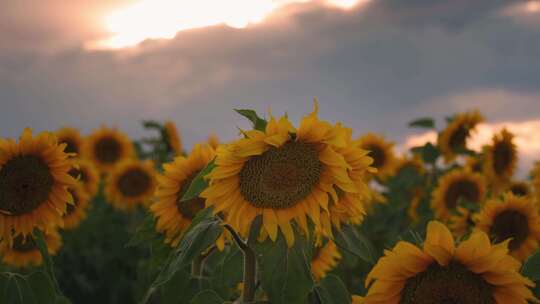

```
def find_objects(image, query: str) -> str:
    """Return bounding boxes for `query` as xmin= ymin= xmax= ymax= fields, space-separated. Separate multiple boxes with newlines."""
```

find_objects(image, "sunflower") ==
xmin=363 ymin=221 xmax=537 ymax=303
xmin=68 ymin=158 xmax=100 ymax=198
xmin=207 ymin=133 xmax=220 ymax=150
xmin=465 ymin=154 xmax=485 ymax=173
xmin=150 ymin=144 xmax=215 ymax=246
xmin=63 ymin=182 xmax=91 ymax=230
xmin=202 ymin=103 xmax=372 ymax=247
xmin=484 ymin=128 xmax=517 ymax=193
xmin=0 ymin=230 xmax=62 ymax=268
xmin=431 ymin=169 xmax=486 ymax=220
xmin=56 ymin=127 xmax=84 ymax=156
xmin=104 ymin=159 xmax=157 ymax=211
xmin=352 ymin=295 xmax=364 ymax=304
xmin=164 ymin=121 xmax=183 ymax=155
xmin=311 ymin=240 xmax=341 ymax=281
xmin=356 ymin=133 xmax=396 ymax=179
xmin=0 ymin=129 xmax=76 ymax=241
xmin=394 ymin=155 xmax=425 ymax=177
xmin=407 ymin=189 xmax=424 ymax=223
xmin=82 ymin=126 xmax=134 ymax=173
xmin=438 ymin=110 xmax=484 ymax=163
xmin=449 ymin=206 xmax=475 ymax=239
xmin=508 ymin=180 xmax=531 ymax=197
xmin=476 ymin=194 xmax=540 ymax=261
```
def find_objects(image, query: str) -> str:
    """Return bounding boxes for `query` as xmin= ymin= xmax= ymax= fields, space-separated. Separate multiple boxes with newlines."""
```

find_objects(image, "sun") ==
xmin=89 ymin=0 xmax=370 ymax=49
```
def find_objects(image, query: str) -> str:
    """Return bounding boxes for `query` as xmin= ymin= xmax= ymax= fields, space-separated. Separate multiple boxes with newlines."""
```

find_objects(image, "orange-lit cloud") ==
xmin=404 ymin=119 xmax=540 ymax=176
xmin=87 ymin=0 xmax=370 ymax=49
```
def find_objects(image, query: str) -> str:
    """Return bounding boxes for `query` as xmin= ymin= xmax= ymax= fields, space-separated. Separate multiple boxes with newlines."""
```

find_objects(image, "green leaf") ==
xmin=255 ymin=233 xmax=314 ymax=304
xmin=181 ymin=159 xmax=216 ymax=202
xmin=160 ymin=269 xmax=201 ymax=304
xmin=142 ymin=120 xmax=163 ymax=130
xmin=26 ymin=271 xmax=57 ymax=304
xmin=190 ymin=290 xmax=224 ymax=304
xmin=408 ymin=117 xmax=435 ymax=129
xmin=126 ymin=215 xmax=158 ymax=247
xmin=411 ymin=142 xmax=439 ymax=164
xmin=314 ymin=275 xmax=351 ymax=304
xmin=234 ymin=109 xmax=268 ymax=131
xmin=334 ymin=225 xmax=376 ymax=265
xmin=522 ymin=250 xmax=540 ymax=282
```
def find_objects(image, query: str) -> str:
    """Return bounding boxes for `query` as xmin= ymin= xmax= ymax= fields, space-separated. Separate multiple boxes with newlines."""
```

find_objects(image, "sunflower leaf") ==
xmin=411 ymin=142 xmax=439 ymax=164
xmin=522 ymin=250 xmax=540 ymax=282
xmin=181 ymin=159 xmax=216 ymax=202
xmin=126 ymin=215 xmax=158 ymax=247
xmin=142 ymin=120 xmax=163 ymax=130
xmin=408 ymin=117 xmax=435 ymax=129
xmin=235 ymin=109 xmax=268 ymax=131
xmin=313 ymin=275 xmax=351 ymax=304
xmin=190 ymin=290 xmax=224 ymax=304
xmin=255 ymin=233 xmax=314 ymax=304
xmin=334 ymin=225 xmax=376 ymax=265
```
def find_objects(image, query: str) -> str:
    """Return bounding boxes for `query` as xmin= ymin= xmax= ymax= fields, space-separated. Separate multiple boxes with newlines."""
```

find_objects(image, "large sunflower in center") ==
xmin=202 ymin=104 xmax=372 ymax=246
xmin=151 ymin=144 xmax=215 ymax=246
xmin=476 ymin=194 xmax=540 ymax=261
xmin=0 ymin=129 xmax=76 ymax=241
xmin=484 ymin=128 xmax=517 ymax=193
xmin=105 ymin=159 xmax=157 ymax=210
xmin=362 ymin=221 xmax=537 ymax=303
xmin=438 ymin=110 xmax=484 ymax=163
xmin=431 ymin=169 xmax=486 ymax=220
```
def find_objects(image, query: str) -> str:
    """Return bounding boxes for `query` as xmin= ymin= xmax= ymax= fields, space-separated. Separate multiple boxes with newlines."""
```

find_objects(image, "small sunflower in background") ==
xmin=56 ymin=127 xmax=84 ymax=156
xmin=202 ymin=103 xmax=372 ymax=247
xmin=105 ymin=159 xmax=157 ymax=211
xmin=0 ymin=129 xmax=76 ymax=241
xmin=68 ymin=158 xmax=100 ymax=198
xmin=431 ymin=169 xmax=486 ymax=220
xmin=82 ymin=126 xmax=134 ymax=173
xmin=150 ymin=144 xmax=215 ymax=246
xmin=63 ymin=182 xmax=91 ymax=230
xmin=362 ymin=221 xmax=537 ymax=303
xmin=475 ymin=193 xmax=540 ymax=261
xmin=164 ymin=121 xmax=183 ymax=155
xmin=484 ymin=128 xmax=517 ymax=193
xmin=464 ymin=154 xmax=484 ymax=173
xmin=207 ymin=133 xmax=220 ymax=149
xmin=507 ymin=180 xmax=532 ymax=197
xmin=356 ymin=133 xmax=396 ymax=180
xmin=407 ymin=189 xmax=424 ymax=223
xmin=393 ymin=155 xmax=425 ymax=177
xmin=311 ymin=240 xmax=341 ymax=281
xmin=438 ymin=110 xmax=483 ymax=163
xmin=0 ymin=230 xmax=62 ymax=268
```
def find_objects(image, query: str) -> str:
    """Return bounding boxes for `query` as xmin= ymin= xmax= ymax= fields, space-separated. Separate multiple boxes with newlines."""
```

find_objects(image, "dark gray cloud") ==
xmin=1 ymin=1 xmax=539 ymax=149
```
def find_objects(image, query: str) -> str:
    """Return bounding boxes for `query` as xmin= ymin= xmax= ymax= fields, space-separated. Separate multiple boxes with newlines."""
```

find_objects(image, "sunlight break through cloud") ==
xmin=87 ymin=0 xmax=370 ymax=49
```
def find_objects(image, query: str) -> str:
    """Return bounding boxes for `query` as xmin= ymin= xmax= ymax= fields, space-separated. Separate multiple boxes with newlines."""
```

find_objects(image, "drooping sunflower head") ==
xmin=0 ymin=129 xmax=76 ymax=241
xmin=438 ymin=110 xmax=484 ymax=163
xmin=311 ymin=240 xmax=341 ymax=281
xmin=363 ymin=221 xmax=538 ymax=304
xmin=202 ymin=103 xmax=373 ymax=247
xmin=68 ymin=158 xmax=100 ymax=198
xmin=164 ymin=121 xmax=183 ymax=155
xmin=484 ymin=128 xmax=517 ymax=192
xmin=104 ymin=159 xmax=157 ymax=211
xmin=56 ymin=127 xmax=84 ymax=156
xmin=151 ymin=144 xmax=215 ymax=246
xmin=63 ymin=182 xmax=91 ymax=230
xmin=356 ymin=133 xmax=396 ymax=179
xmin=476 ymin=193 xmax=540 ymax=261
xmin=0 ymin=230 xmax=62 ymax=268
xmin=82 ymin=126 xmax=134 ymax=173
xmin=508 ymin=180 xmax=531 ymax=197
xmin=207 ymin=133 xmax=220 ymax=149
xmin=431 ymin=169 xmax=486 ymax=220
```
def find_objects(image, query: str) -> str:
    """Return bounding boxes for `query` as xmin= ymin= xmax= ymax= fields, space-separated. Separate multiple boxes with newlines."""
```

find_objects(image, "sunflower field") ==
xmin=1 ymin=103 xmax=540 ymax=304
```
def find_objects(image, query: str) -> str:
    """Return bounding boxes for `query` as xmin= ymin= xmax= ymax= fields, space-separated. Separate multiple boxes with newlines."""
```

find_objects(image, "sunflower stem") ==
xmin=191 ymin=245 xmax=216 ymax=277
xmin=223 ymin=224 xmax=257 ymax=303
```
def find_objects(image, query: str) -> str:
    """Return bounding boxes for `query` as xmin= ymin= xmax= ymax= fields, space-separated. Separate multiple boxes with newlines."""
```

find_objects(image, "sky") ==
xmin=1 ymin=0 xmax=539 ymax=173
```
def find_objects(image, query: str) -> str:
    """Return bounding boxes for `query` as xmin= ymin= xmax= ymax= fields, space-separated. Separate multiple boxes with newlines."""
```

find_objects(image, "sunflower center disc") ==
xmin=239 ymin=141 xmax=322 ymax=209
xmin=365 ymin=144 xmax=386 ymax=169
xmin=444 ymin=179 xmax=479 ymax=209
xmin=400 ymin=261 xmax=495 ymax=304
xmin=449 ymin=126 xmax=469 ymax=151
xmin=94 ymin=137 xmax=122 ymax=164
xmin=493 ymin=141 xmax=512 ymax=175
xmin=117 ymin=168 xmax=151 ymax=198
xmin=490 ymin=210 xmax=529 ymax=251
xmin=0 ymin=155 xmax=54 ymax=216
xmin=176 ymin=171 xmax=206 ymax=220
xmin=12 ymin=235 xmax=37 ymax=252
xmin=61 ymin=138 xmax=79 ymax=155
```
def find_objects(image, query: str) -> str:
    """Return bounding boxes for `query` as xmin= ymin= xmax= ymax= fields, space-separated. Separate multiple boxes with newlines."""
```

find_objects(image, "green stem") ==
xmin=191 ymin=245 xmax=216 ymax=277
xmin=223 ymin=224 xmax=257 ymax=303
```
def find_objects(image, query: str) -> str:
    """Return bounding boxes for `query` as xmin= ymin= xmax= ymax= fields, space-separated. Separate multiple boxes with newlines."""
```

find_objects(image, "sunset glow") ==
xmin=88 ymin=0 xmax=369 ymax=49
